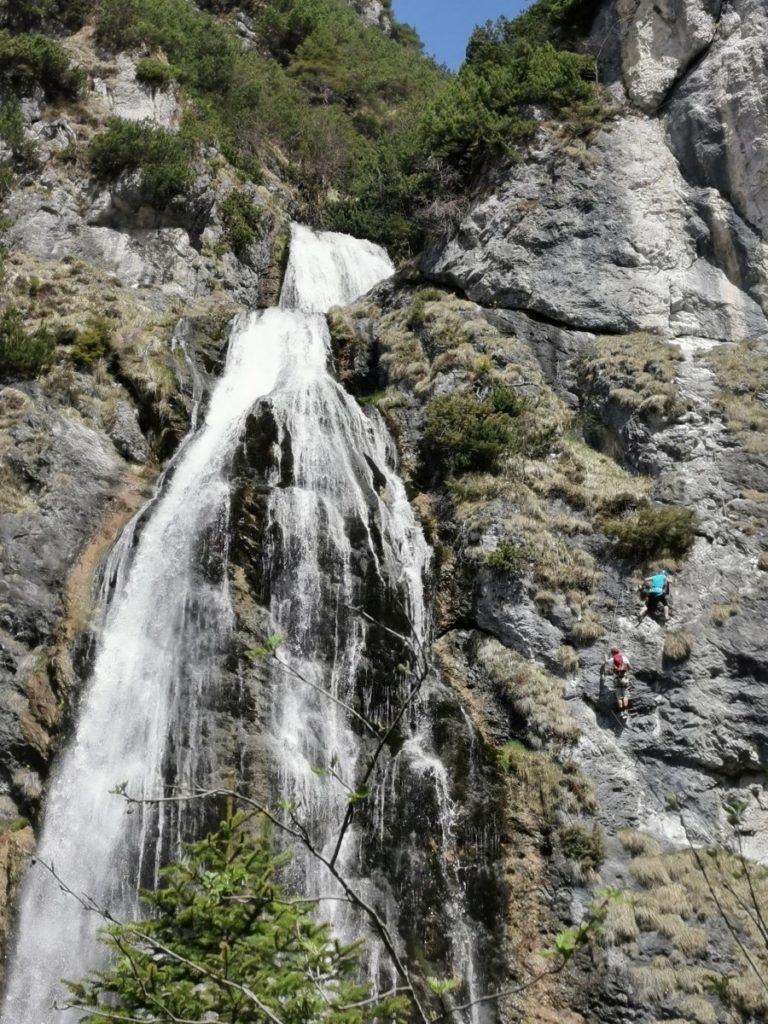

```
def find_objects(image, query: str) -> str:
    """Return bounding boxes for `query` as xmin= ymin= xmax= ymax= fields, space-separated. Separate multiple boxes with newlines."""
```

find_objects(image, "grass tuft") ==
xmin=479 ymin=637 xmax=579 ymax=745
xmin=618 ymin=829 xmax=662 ymax=857
xmin=578 ymin=332 xmax=688 ymax=420
xmin=710 ymin=600 xmax=738 ymax=626
xmin=663 ymin=630 xmax=695 ymax=662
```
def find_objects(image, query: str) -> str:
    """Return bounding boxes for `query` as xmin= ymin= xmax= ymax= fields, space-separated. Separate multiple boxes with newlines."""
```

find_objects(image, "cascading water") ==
xmin=2 ymin=224 xmax=497 ymax=1024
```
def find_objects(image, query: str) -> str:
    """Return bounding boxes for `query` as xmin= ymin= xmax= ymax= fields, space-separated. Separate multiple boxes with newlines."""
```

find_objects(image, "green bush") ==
xmin=88 ymin=118 xmax=194 ymax=204
xmin=0 ymin=306 xmax=55 ymax=380
xmin=0 ymin=162 xmax=15 ymax=198
xmin=69 ymin=318 xmax=112 ymax=369
xmin=421 ymin=38 xmax=597 ymax=170
xmin=423 ymin=393 xmax=516 ymax=474
xmin=0 ymin=98 xmax=34 ymax=163
xmin=0 ymin=0 xmax=89 ymax=31
xmin=135 ymin=57 xmax=176 ymax=88
xmin=485 ymin=540 xmax=530 ymax=573
xmin=489 ymin=382 xmax=527 ymax=416
xmin=603 ymin=505 xmax=697 ymax=562
xmin=220 ymin=190 xmax=267 ymax=260
xmin=0 ymin=29 xmax=84 ymax=99
xmin=559 ymin=824 xmax=605 ymax=872
xmin=467 ymin=0 xmax=600 ymax=54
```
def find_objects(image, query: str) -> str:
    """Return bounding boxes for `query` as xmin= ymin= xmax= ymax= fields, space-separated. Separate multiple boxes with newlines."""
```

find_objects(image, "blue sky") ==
xmin=391 ymin=1 xmax=532 ymax=70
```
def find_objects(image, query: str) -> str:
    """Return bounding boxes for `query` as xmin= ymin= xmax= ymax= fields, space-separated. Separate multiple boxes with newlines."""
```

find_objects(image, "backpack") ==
xmin=649 ymin=573 xmax=667 ymax=595
xmin=612 ymin=651 xmax=627 ymax=673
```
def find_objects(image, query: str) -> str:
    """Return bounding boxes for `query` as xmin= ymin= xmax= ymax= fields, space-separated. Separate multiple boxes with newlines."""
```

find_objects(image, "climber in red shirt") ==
xmin=604 ymin=646 xmax=632 ymax=719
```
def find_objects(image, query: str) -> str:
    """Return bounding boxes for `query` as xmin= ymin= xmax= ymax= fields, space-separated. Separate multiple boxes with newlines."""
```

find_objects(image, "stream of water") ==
xmin=2 ymin=225 xmax=491 ymax=1023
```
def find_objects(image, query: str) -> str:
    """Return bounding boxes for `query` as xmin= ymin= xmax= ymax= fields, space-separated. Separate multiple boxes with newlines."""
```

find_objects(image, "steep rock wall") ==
xmin=329 ymin=3 xmax=768 ymax=1017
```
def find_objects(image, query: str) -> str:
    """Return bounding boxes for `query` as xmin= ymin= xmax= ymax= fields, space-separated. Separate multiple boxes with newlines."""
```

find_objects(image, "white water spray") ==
xmin=1 ymin=226 xmax=392 ymax=1024
xmin=3 ymin=224 xmax=491 ymax=1024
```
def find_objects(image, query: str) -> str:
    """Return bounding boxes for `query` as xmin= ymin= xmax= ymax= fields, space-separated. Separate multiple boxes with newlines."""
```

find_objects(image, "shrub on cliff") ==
xmin=423 ymin=390 xmax=519 ymax=474
xmin=66 ymin=811 xmax=408 ymax=1024
xmin=0 ymin=0 xmax=89 ymax=31
xmin=0 ymin=306 xmax=55 ymax=380
xmin=134 ymin=56 xmax=176 ymax=88
xmin=559 ymin=823 xmax=605 ymax=873
xmin=220 ymin=191 xmax=268 ymax=261
xmin=88 ymin=118 xmax=194 ymax=204
xmin=0 ymin=29 xmax=83 ymax=99
xmin=421 ymin=6 xmax=599 ymax=172
xmin=602 ymin=504 xmax=697 ymax=563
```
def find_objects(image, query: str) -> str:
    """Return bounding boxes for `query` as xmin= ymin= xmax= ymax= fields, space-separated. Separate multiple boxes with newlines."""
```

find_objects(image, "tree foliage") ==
xmin=83 ymin=0 xmax=603 ymax=252
xmin=88 ymin=117 xmax=194 ymax=203
xmin=422 ymin=30 xmax=598 ymax=171
xmin=0 ymin=28 xmax=83 ymax=98
xmin=0 ymin=0 xmax=89 ymax=32
xmin=66 ymin=811 xmax=409 ymax=1024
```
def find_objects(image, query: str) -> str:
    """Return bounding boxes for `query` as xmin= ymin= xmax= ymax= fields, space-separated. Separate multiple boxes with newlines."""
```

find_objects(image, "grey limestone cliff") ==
xmin=329 ymin=2 xmax=768 ymax=1019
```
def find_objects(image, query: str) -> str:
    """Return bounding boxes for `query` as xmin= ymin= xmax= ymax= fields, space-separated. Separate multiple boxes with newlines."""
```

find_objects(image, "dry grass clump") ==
xmin=478 ymin=637 xmax=579 ymax=745
xmin=446 ymin=473 xmax=512 ymax=505
xmin=570 ymin=608 xmax=603 ymax=645
xmin=618 ymin=829 xmax=662 ymax=857
xmin=496 ymin=741 xmax=593 ymax=815
xmin=711 ymin=599 xmax=739 ymax=625
xmin=604 ymin=899 xmax=639 ymax=943
xmin=663 ymin=629 xmax=695 ymax=662
xmin=619 ymin=844 xmax=768 ymax=1021
xmin=643 ymin=882 xmax=692 ymax=919
xmin=630 ymin=856 xmax=673 ymax=887
xmin=559 ymin=644 xmax=580 ymax=673
xmin=379 ymin=330 xmax=430 ymax=387
xmin=528 ymin=436 xmax=652 ymax=516
xmin=506 ymin=510 xmax=599 ymax=593
xmin=633 ymin=908 xmax=707 ymax=955
xmin=631 ymin=961 xmax=678 ymax=1000
xmin=678 ymin=996 xmax=718 ymax=1024
xmin=579 ymin=332 xmax=687 ymax=420
xmin=704 ymin=341 xmax=768 ymax=453
xmin=326 ymin=306 xmax=368 ymax=383
xmin=450 ymin=473 xmax=600 ymax=596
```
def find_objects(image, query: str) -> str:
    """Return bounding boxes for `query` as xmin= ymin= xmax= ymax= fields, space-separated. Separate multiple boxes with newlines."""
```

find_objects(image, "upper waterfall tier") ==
xmin=280 ymin=224 xmax=393 ymax=313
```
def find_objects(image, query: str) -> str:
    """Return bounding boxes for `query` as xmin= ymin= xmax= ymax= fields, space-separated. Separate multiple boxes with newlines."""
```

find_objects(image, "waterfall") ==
xmin=2 ymin=225 xmax=495 ymax=1024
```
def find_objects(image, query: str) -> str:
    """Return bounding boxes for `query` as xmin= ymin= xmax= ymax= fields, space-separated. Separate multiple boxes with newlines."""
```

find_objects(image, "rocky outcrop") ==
xmin=665 ymin=0 xmax=768 ymax=239
xmin=348 ymin=0 xmax=393 ymax=33
xmin=424 ymin=115 xmax=768 ymax=342
xmin=612 ymin=0 xmax=723 ymax=112
xmin=3 ymin=30 xmax=289 ymax=309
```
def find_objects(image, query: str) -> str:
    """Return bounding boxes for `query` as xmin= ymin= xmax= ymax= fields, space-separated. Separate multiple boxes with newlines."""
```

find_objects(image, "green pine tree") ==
xmin=66 ymin=811 xmax=409 ymax=1024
